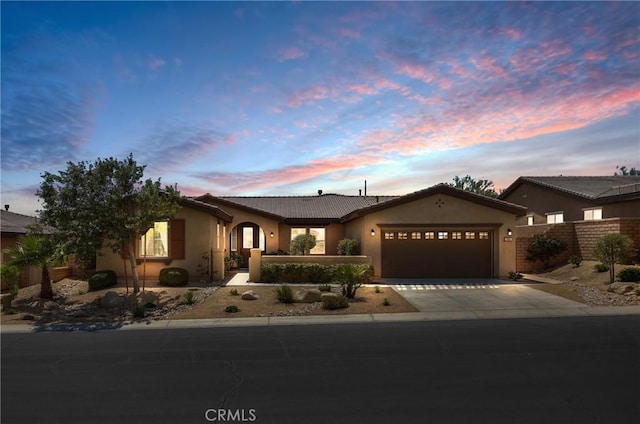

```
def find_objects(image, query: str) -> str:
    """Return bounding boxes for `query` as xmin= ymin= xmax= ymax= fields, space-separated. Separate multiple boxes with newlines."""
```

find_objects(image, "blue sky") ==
xmin=2 ymin=1 xmax=639 ymax=215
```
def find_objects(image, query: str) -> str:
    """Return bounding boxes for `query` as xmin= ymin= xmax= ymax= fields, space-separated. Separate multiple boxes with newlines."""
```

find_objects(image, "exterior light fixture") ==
xmin=370 ymin=228 xmax=376 ymax=237
xmin=270 ymin=231 xmax=274 ymax=238
xmin=507 ymin=228 xmax=513 ymax=237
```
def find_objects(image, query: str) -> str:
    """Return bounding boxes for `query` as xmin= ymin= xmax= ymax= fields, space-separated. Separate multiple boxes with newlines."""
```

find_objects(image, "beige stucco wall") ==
xmin=346 ymin=193 xmax=519 ymax=279
xmin=96 ymin=206 xmax=227 ymax=282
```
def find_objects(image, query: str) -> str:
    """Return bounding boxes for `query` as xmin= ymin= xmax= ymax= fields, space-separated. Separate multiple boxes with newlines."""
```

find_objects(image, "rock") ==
xmin=570 ymin=277 xmax=579 ymax=281
xmin=241 ymin=290 xmax=260 ymax=300
xmin=607 ymin=282 xmax=636 ymax=295
xmin=294 ymin=288 xmax=322 ymax=303
xmin=100 ymin=291 xmax=124 ymax=308
xmin=321 ymin=292 xmax=338 ymax=301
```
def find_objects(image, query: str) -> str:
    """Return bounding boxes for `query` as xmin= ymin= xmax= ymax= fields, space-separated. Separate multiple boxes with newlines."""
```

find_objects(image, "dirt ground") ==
xmin=0 ymin=276 xmax=416 ymax=325
xmin=526 ymin=261 xmax=640 ymax=306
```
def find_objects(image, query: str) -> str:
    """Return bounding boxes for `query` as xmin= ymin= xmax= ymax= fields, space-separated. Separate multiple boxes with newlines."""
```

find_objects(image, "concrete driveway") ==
xmin=382 ymin=278 xmax=585 ymax=315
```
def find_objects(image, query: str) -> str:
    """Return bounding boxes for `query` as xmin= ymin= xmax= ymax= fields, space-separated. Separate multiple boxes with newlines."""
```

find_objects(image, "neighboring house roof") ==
xmin=179 ymin=197 xmax=233 ymax=222
xmin=0 ymin=210 xmax=38 ymax=235
xmin=499 ymin=176 xmax=640 ymax=203
xmin=195 ymin=184 xmax=526 ymax=223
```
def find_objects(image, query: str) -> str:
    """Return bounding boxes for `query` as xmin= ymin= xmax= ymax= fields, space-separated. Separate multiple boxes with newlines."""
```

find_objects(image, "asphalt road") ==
xmin=2 ymin=315 xmax=639 ymax=424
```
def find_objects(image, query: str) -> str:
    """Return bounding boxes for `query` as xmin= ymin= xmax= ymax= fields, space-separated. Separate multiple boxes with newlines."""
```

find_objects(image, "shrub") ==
xmin=183 ymin=291 xmax=196 ymax=305
xmin=275 ymin=284 xmax=294 ymax=304
xmin=306 ymin=263 xmax=334 ymax=283
xmin=525 ymin=234 xmax=567 ymax=270
xmin=290 ymin=233 xmax=316 ymax=255
xmin=594 ymin=263 xmax=609 ymax=273
xmin=229 ymin=288 xmax=239 ymax=296
xmin=616 ymin=267 xmax=640 ymax=283
xmin=260 ymin=263 xmax=336 ymax=284
xmin=334 ymin=264 xmax=374 ymax=299
xmin=318 ymin=283 xmax=332 ymax=292
xmin=88 ymin=270 xmax=118 ymax=292
xmin=337 ymin=239 xmax=360 ymax=255
xmin=132 ymin=302 xmax=146 ymax=318
xmin=593 ymin=233 xmax=637 ymax=284
xmin=568 ymin=255 xmax=582 ymax=268
xmin=322 ymin=294 xmax=349 ymax=310
xmin=635 ymin=287 xmax=640 ymax=296
xmin=374 ymin=285 xmax=383 ymax=293
xmin=382 ymin=297 xmax=390 ymax=306
xmin=1 ymin=264 xmax=20 ymax=296
xmin=508 ymin=271 xmax=523 ymax=281
xmin=260 ymin=263 xmax=283 ymax=283
xmin=224 ymin=305 xmax=239 ymax=313
xmin=159 ymin=267 xmax=189 ymax=287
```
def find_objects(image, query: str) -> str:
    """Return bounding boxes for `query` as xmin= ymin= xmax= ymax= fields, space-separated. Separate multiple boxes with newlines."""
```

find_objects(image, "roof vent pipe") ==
xmin=376 ymin=196 xmax=379 ymax=203
xmin=4 ymin=204 xmax=8 ymax=211
xmin=364 ymin=180 xmax=367 ymax=197
xmin=359 ymin=189 xmax=362 ymax=196
xmin=318 ymin=189 xmax=323 ymax=196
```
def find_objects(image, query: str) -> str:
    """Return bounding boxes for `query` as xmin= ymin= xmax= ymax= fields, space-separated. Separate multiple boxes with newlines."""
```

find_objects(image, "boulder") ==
xmin=607 ymin=282 xmax=636 ymax=295
xmin=294 ymin=288 xmax=322 ymax=303
xmin=320 ymin=292 xmax=338 ymax=301
xmin=100 ymin=291 xmax=124 ymax=308
xmin=241 ymin=290 xmax=260 ymax=301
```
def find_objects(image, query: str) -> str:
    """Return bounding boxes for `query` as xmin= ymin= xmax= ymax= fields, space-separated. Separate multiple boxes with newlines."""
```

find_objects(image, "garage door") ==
xmin=381 ymin=230 xmax=492 ymax=278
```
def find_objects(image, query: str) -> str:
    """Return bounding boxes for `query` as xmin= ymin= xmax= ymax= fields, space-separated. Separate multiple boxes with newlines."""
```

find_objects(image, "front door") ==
xmin=239 ymin=224 xmax=259 ymax=268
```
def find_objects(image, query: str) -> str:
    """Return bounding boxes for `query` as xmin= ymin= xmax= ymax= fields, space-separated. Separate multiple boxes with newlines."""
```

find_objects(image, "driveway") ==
xmin=382 ymin=278 xmax=585 ymax=313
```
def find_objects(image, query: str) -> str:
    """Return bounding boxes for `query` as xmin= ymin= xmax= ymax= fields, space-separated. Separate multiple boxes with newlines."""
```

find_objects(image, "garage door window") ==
xmin=398 ymin=232 xmax=408 ymax=240
xmin=452 ymin=232 xmax=462 ymax=240
xmin=425 ymin=231 xmax=435 ymax=239
xmin=438 ymin=231 xmax=448 ymax=240
xmin=465 ymin=231 xmax=475 ymax=239
xmin=411 ymin=232 xmax=421 ymax=239
xmin=384 ymin=232 xmax=394 ymax=240
xmin=479 ymin=231 xmax=489 ymax=239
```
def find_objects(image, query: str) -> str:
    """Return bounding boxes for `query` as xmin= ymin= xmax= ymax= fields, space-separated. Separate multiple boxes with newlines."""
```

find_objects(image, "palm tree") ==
xmin=4 ymin=235 xmax=57 ymax=299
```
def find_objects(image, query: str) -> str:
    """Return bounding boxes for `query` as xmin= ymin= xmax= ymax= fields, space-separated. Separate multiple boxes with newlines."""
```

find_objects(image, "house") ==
xmin=97 ymin=183 xmax=527 ymax=282
xmin=499 ymin=176 xmax=640 ymax=272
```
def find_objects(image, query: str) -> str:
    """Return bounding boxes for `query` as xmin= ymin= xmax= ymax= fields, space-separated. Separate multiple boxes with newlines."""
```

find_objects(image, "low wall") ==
xmin=249 ymin=249 xmax=371 ymax=282
xmin=516 ymin=217 xmax=640 ymax=273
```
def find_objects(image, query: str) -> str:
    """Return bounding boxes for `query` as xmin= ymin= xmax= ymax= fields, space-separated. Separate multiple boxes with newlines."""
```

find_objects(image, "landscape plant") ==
xmin=321 ymin=294 xmax=349 ymax=310
xmin=333 ymin=264 xmax=374 ymax=299
xmin=525 ymin=234 xmax=567 ymax=270
xmin=224 ymin=305 xmax=239 ymax=313
xmin=508 ymin=271 xmax=523 ymax=281
xmin=88 ymin=270 xmax=118 ymax=292
xmin=183 ymin=291 xmax=196 ymax=305
xmin=290 ymin=233 xmax=316 ymax=255
xmin=592 ymin=233 xmax=637 ymax=284
xmin=567 ymin=255 xmax=582 ymax=268
xmin=616 ymin=267 xmax=640 ymax=283
xmin=337 ymin=238 xmax=360 ymax=255
xmin=275 ymin=284 xmax=294 ymax=304
xmin=594 ymin=263 xmax=609 ymax=273
xmin=37 ymin=154 xmax=180 ymax=293
xmin=3 ymin=234 xmax=61 ymax=299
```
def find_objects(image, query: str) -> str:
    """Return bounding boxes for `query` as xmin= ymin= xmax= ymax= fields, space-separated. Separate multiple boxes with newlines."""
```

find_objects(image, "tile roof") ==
xmin=500 ymin=176 xmax=640 ymax=200
xmin=197 ymin=194 xmax=399 ymax=220
xmin=0 ymin=210 xmax=38 ymax=234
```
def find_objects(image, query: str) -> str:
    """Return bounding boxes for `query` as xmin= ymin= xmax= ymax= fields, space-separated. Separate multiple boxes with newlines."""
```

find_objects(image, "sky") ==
xmin=1 ymin=1 xmax=639 ymax=215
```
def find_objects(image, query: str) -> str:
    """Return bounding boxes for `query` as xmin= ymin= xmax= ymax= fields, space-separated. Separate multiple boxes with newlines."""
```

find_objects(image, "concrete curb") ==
xmin=3 ymin=305 xmax=639 ymax=333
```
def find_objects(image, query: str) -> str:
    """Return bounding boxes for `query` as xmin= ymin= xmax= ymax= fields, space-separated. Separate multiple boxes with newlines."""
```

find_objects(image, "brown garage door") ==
xmin=381 ymin=230 xmax=492 ymax=278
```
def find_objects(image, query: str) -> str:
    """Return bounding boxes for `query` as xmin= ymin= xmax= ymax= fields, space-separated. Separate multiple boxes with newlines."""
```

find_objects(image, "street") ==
xmin=2 ymin=315 xmax=639 ymax=424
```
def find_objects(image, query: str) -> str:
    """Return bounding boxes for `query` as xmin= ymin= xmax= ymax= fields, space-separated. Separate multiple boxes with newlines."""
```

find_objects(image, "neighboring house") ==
xmin=1 ymin=208 xmax=42 ymax=289
xmin=97 ymin=184 xmax=526 ymax=282
xmin=499 ymin=176 xmax=640 ymax=272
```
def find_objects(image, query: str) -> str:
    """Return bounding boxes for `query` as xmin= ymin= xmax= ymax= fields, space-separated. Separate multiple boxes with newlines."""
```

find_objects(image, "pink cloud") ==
xmin=287 ymin=85 xmax=329 ymax=107
xmin=499 ymin=27 xmax=523 ymax=41
xmin=339 ymin=28 xmax=360 ymax=39
xmin=584 ymin=50 xmax=607 ymax=61
xmin=148 ymin=54 xmax=166 ymax=70
xmin=277 ymin=46 xmax=308 ymax=62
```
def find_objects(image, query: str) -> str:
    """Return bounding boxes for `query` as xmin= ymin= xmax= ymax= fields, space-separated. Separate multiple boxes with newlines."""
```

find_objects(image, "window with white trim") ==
xmin=291 ymin=227 xmax=325 ymax=254
xmin=527 ymin=215 xmax=534 ymax=226
xmin=546 ymin=212 xmax=564 ymax=224
xmin=583 ymin=208 xmax=602 ymax=221
xmin=140 ymin=222 xmax=169 ymax=258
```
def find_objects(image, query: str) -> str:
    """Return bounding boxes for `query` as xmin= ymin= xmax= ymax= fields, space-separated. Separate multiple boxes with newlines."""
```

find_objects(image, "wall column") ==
xmin=249 ymin=248 xmax=262 ymax=282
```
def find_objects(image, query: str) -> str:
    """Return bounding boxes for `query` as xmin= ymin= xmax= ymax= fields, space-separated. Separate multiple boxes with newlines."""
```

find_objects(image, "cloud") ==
xmin=148 ymin=54 xmax=166 ymax=70
xmin=277 ymin=46 xmax=307 ymax=62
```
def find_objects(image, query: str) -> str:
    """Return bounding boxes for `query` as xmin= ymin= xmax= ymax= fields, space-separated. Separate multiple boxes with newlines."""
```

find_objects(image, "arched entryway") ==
xmin=231 ymin=222 xmax=266 ymax=268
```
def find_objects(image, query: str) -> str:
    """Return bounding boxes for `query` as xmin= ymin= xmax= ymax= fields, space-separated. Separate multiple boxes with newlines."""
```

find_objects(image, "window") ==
xmin=465 ymin=231 xmax=475 ymax=240
xmin=243 ymin=227 xmax=254 ymax=249
xmin=527 ymin=215 xmax=534 ymax=226
xmin=425 ymin=231 xmax=435 ymax=240
xmin=291 ymin=227 xmax=325 ymax=254
xmin=452 ymin=232 xmax=462 ymax=240
xmin=140 ymin=222 xmax=169 ymax=258
xmin=438 ymin=231 xmax=448 ymax=240
xmin=411 ymin=232 xmax=421 ymax=240
xmin=398 ymin=232 xmax=408 ymax=240
xmin=583 ymin=208 xmax=602 ymax=221
xmin=479 ymin=231 xmax=489 ymax=240
xmin=384 ymin=232 xmax=394 ymax=240
xmin=546 ymin=212 xmax=564 ymax=224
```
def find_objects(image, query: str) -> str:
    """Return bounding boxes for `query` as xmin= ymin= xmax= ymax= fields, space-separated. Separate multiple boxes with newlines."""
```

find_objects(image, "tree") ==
xmin=593 ymin=233 xmax=637 ymax=285
xmin=614 ymin=165 xmax=639 ymax=176
xmin=4 ymin=234 xmax=60 ymax=299
xmin=450 ymin=175 xmax=498 ymax=198
xmin=290 ymin=233 xmax=316 ymax=255
xmin=37 ymin=154 xmax=180 ymax=293
xmin=525 ymin=234 xmax=567 ymax=270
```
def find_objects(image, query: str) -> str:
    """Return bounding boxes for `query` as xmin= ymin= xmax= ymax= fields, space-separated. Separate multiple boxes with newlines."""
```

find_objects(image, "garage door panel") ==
xmin=382 ymin=233 xmax=492 ymax=278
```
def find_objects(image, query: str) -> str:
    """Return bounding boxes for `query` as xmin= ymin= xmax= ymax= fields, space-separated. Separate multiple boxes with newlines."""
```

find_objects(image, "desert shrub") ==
xmin=132 ymin=302 xmax=146 ymax=318
xmin=260 ymin=263 xmax=336 ymax=284
xmin=159 ymin=267 xmax=189 ymax=287
xmin=290 ymin=233 xmax=316 ymax=255
xmin=306 ymin=263 xmax=334 ymax=283
xmin=616 ymin=267 xmax=640 ymax=283
xmin=334 ymin=264 xmax=374 ymax=299
xmin=318 ymin=283 xmax=332 ymax=292
xmin=337 ymin=239 xmax=360 ymax=255
xmin=374 ymin=286 xmax=383 ymax=293
xmin=260 ymin=263 xmax=283 ymax=283
xmin=224 ymin=305 xmax=239 ymax=313
xmin=183 ymin=291 xmax=196 ymax=305
xmin=594 ymin=263 xmax=609 ymax=273
xmin=382 ymin=297 xmax=390 ymax=306
xmin=88 ymin=270 xmax=118 ymax=292
xmin=1 ymin=264 xmax=20 ymax=296
xmin=322 ymin=294 xmax=349 ymax=310
xmin=635 ymin=287 xmax=640 ymax=296
xmin=275 ymin=284 xmax=294 ymax=304
xmin=568 ymin=255 xmax=582 ymax=268
xmin=508 ymin=271 xmax=523 ymax=281
xmin=593 ymin=233 xmax=637 ymax=284
xmin=229 ymin=288 xmax=239 ymax=296
xmin=526 ymin=234 xmax=567 ymax=270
